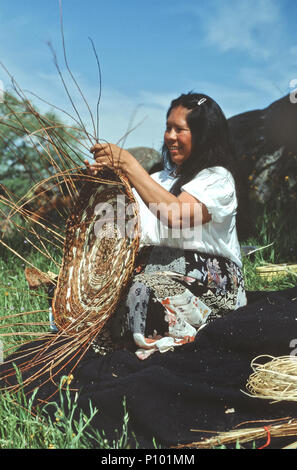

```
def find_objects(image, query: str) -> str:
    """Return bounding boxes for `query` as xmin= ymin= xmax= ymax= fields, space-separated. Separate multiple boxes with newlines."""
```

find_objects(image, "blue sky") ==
xmin=0 ymin=0 xmax=296 ymax=151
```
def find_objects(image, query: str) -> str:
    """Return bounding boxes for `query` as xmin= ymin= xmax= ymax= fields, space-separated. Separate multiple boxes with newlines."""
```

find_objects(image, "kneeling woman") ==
xmin=86 ymin=92 xmax=247 ymax=359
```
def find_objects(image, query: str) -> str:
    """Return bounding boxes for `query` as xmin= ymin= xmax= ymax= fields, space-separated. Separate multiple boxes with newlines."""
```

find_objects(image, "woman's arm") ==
xmin=86 ymin=143 xmax=211 ymax=229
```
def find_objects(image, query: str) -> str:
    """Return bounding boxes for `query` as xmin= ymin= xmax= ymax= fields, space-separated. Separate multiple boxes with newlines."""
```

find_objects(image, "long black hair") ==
xmin=162 ymin=92 xmax=237 ymax=196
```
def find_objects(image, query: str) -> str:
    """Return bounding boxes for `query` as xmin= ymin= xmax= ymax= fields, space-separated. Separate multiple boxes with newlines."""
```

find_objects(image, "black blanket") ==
xmin=1 ymin=286 xmax=297 ymax=449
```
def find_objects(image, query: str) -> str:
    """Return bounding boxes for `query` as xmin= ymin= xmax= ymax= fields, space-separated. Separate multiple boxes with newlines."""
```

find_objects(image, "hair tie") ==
xmin=197 ymin=98 xmax=207 ymax=106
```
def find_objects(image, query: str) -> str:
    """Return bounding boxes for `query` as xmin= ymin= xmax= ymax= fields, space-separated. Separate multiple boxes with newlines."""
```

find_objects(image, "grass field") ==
xmin=0 ymin=223 xmax=296 ymax=449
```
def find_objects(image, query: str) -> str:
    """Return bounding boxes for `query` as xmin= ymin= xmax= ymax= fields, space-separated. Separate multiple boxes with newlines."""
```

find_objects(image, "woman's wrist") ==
xmin=121 ymin=151 xmax=142 ymax=178
xmin=120 ymin=150 xmax=134 ymax=173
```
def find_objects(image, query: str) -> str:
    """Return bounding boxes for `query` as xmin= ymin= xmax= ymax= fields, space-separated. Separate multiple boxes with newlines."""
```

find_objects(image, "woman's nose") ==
xmin=166 ymin=128 xmax=177 ymax=141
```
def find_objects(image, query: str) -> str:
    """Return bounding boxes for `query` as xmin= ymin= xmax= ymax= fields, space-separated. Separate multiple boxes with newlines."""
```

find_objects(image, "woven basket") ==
xmin=52 ymin=170 xmax=139 ymax=334
xmin=256 ymin=264 xmax=297 ymax=281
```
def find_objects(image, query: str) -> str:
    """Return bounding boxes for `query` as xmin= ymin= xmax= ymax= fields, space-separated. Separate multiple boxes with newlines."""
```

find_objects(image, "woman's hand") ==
xmin=84 ymin=143 xmax=133 ymax=176
xmin=84 ymin=142 xmax=211 ymax=227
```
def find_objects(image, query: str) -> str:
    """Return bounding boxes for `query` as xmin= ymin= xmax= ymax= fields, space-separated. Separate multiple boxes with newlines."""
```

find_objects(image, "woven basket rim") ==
xmin=256 ymin=264 xmax=297 ymax=273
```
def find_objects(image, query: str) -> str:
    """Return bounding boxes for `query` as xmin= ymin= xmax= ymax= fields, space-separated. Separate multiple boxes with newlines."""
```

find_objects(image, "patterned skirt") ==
xmin=49 ymin=246 xmax=247 ymax=359
xmin=106 ymin=246 xmax=247 ymax=359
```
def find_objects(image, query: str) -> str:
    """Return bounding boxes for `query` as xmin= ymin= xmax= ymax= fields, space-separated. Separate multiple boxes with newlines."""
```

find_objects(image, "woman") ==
xmin=85 ymin=92 xmax=247 ymax=359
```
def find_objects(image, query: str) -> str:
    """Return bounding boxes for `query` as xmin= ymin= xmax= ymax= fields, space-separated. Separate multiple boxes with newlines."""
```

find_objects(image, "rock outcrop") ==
xmin=228 ymin=93 xmax=297 ymax=203
xmin=127 ymin=146 xmax=162 ymax=173
xmin=228 ymin=93 xmax=297 ymax=241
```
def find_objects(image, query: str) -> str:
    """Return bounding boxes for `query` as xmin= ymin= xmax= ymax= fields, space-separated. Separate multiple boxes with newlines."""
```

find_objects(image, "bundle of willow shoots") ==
xmin=245 ymin=355 xmax=297 ymax=402
xmin=173 ymin=417 xmax=297 ymax=449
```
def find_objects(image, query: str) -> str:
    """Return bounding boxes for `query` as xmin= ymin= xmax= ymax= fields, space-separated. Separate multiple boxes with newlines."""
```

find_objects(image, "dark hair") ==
xmin=162 ymin=92 xmax=237 ymax=196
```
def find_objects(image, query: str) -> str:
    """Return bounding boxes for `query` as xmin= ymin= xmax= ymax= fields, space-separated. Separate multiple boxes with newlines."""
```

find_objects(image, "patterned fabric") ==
xmin=49 ymin=246 xmax=247 ymax=359
xmin=109 ymin=246 xmax=247 ymax=359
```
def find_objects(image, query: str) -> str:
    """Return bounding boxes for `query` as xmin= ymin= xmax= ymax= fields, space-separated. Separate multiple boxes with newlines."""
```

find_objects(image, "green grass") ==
xmin=0 ymin=242 xmax=60 ymax=354
xmin=0 ymin=371 xmax=137 ymax=449
xmin=242 ymin=245 xmax=297 ymax=292
xmin=0 ymin=236 xmax=153 ymax=449
xmin=0 ymin=218 xmax=296 ymax=449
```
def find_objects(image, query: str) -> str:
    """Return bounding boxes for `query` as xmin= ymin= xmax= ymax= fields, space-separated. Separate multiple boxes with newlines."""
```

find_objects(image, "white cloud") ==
xmin=171 ymin=0 xmax=282 ymax=60
xmin=238 ymin=67 xmax=283 ymax=98
xmin=204 ymin=0 xmax=282 ymax=59
xmin=187 ymin=81 xmax=255 ymax=116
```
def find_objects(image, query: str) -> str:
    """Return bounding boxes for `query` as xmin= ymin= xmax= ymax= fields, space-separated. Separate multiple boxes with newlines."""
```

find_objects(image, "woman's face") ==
xmin=164 ymin=105 xmax=192 ymax=167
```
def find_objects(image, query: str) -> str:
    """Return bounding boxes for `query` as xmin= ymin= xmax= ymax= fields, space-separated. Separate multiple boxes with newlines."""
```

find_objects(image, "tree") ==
xmin=0 ymin=92 xmax=84 ymax=198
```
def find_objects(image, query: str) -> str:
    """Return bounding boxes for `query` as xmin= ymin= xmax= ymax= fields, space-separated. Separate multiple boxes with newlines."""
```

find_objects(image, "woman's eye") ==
xmin=165 ymin=126 xmax=188 ymax=133
xmin=166 ymin=127 xmax=181 ymax=132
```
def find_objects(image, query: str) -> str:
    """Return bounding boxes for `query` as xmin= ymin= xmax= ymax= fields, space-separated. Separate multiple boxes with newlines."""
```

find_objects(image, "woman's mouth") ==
xmin=169 ymin=146 xmax=180 ymax=154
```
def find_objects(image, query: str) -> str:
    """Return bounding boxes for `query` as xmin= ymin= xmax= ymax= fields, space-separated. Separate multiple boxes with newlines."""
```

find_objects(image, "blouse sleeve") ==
xmin=181 ymin=167 xmax=237 ymax=223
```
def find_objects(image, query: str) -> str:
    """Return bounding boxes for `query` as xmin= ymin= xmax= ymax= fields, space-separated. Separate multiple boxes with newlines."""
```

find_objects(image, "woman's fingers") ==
xmin=90 ymin=143 xmax=110 ymax=156
xmin=89 ymin=143 xmax=123 ymax=171
xmin=84 ymin=159 xmax=100 ymax=175
xmin=95 ymin=153 xmax=118 ymax=170
xmin=91 ymin=161 xmax=104 ymax=170
xmin=90 ymin=143 xmax=117 ymax=161
xmin=84 ymin=159 xmax=92 ymax=175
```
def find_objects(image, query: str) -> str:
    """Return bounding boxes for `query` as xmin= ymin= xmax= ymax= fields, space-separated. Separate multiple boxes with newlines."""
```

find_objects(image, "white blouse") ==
xmin=132 ymin=166 xmax=242 ymax=268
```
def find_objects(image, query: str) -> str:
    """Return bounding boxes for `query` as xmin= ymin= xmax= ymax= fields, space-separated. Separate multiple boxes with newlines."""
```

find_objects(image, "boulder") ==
xmin=127 ymin=146 xmax=162 ymax=173
xmin=228 ymin=94 xmax=297 ymax=242
xmin=228 ymin=94 xmax=297 ymax=203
